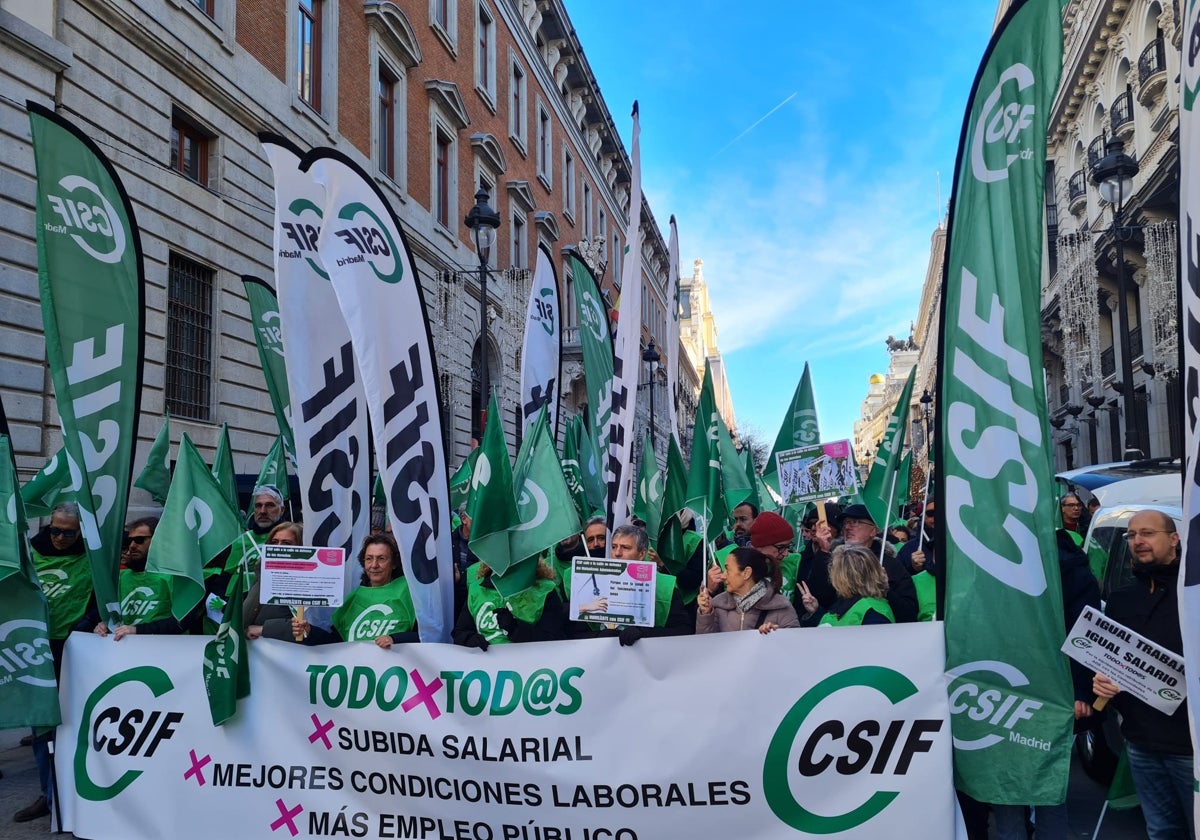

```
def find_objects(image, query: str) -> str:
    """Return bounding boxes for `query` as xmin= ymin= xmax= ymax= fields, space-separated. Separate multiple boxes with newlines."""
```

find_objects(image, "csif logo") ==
xmin=1185 ymin=0 xmax=1200 ymax=109
xmin=332 ymin=202 xmax=403 ymax=283
xmin=120 ymin=586 xmax=160 ymax=618
xmin=0 ymin=619 xmax=55 ymax=688
xmin=74 ymin=666 xmax=184 ymax=801
xmin=763 ymin=666 xmax=943 ymax=834
xmin=347 ymin=604 xmax=404 ymax=640
xmin=44 ymin=176 xmax=127 ymax=263
xmin=946 ymin=660 xmax=1046 ymax=751
xmin=513 ymin=479 xmax=550 ymax=532
xmin=534 ymin=288 xmax=557 ymax=335
xmin=282 ymin=198 xmax=329 ymax=280
xmin=971 ymin=64 xmax=1038 ymax=183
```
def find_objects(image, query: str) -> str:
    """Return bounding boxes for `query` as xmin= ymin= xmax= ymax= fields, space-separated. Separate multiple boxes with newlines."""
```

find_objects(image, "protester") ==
xmin=226 ymin=484 xmax=286 ymax=573
xmin=89 ymin=517 xmax=186 ymax=639
xmin=808 ymin=543 xmax=893 ymax=626
xmin=794 ymin=505 xmax=839 ymax=614
xmin=888 ymin=524 xmax=910 ymax=545
xmin=713 ymin=502 xmax=757 ymax=570
xmin=291 ymin=534 xmax=418 ymax=647
xmin=747 ymin=511 xmax=801 ymax=604
xmin=1059 ymin=493 xmax=1088 ymax=543
xmin=570 ymin=522 xmax=691 ymax=645
xmin=582 ymin=516 xmax=607 ymax=554
xmin=452 ymin=559 xmax=567 ymax=648
xmin=897 ymin=499 xmax=937 ymax=620
xmin=810 ymin=503 xmax=918 ymax=622
xmin=244 ymin=521 xmax=304 ymax=641
xmin=1092 ymin=511 xmax=1193 ymax=839
xmin=696 ymin=547 xmax=799 ymax=633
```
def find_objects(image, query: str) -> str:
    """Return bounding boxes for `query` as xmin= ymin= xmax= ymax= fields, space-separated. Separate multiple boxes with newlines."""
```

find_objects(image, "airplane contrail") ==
xmin=710 ymin=92 xmax=798 ymax=159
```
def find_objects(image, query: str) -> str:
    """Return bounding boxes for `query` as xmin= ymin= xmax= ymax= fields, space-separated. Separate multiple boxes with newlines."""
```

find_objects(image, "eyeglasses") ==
xmin=1061 ymin=502 xmax=1083 ymax=509
xmin=842 ymin=519 xmax=873 ymax=528
xmin=49 ymin=527 xmax=78 ymax=539
xmin=123 ymin=535 xmax=150 ymax=547
xmin=770 ymin=542 xmax=792 ymax=554
xmin=1123 ymin=530 xmax=1172 ymax=541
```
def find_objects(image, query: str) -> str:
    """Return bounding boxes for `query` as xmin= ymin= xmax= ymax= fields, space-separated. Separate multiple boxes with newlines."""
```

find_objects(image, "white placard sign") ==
xmin=259 ymin=544 xmax=346 ymax=607
xmin=1061 ymin=605 xmax=1186 ymax=715
xmin=568 ymin=557 xmax=656 ymax=627
xmin=56 ymin=624 xmax=956 ymax=839
xmin=775 ymin=439 xmax=858 ymax=506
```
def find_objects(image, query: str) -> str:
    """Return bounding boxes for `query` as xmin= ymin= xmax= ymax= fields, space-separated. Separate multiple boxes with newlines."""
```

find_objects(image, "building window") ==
xmin=511 ymin=211 xmax=527 ymax=269
xmin=170 ymin=110 xmax=211 ymax=185
xmin=582 ymin=182 xmax=592 ymax=239
xmin=599 ymin=207 xmax=606 ymax=242
xmin=431 ymin=0 xmax=456 ymax=46
xmin=475 ymin=3 xmax=495 ymax=104
xmin=165 ymin=252 xmax=214 ymax=422
xmin=189 ymin=0 xmax=214 ymax=16
xmin=509 ymin=59 xmax=526 ymax=150
xmin=536 ymin=103 xmax=551 ymax=187
xmin=435 ymin=129 xmax=453 ymax=229
xmin=297 ymin=0 xmax=322 ymax=109
xmin=563 ymin=147 xmax=575 ymax=219
xmin=612 ymin=232 xmax=621 ymax=284
xmin=377 ymin=64 xmax=398 ymax=179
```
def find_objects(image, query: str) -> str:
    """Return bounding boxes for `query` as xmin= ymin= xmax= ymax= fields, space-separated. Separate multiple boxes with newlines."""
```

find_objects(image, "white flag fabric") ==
xmin=302 ymin=147 xmax=454 ymax=644
xmin=1177 ymin=4 xmax=1200 ymax=831
xmin=261 ymin=134 xmax=371 ymax=604
xmin=666 ymin=215 xmax=681 ymax=441
xmin=518 ymin=245 xmax=562 ymax=438
xmin=607 ymin=102 xmax=644 ymax=528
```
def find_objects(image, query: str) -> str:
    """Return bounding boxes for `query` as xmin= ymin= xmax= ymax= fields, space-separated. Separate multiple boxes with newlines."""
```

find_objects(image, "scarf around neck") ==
xmin=733 ymin=578 xmax=772 ymax=615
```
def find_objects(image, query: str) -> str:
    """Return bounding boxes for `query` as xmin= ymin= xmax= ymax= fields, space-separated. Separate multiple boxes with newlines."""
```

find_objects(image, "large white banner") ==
xmin=301 ymin=148 xmax=454 ymax=643
xmin=518 ymin=246 xmax=561 ymax=438
xmin=57 ymin=626 xmax=956 ymax=839
xmin=261 ymin=134 xmax=371 ymax=599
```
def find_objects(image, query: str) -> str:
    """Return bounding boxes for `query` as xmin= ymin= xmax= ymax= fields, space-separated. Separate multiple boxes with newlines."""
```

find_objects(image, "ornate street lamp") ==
xmin=642 ymin=338 xmax=660 ymax=451
xmin=1091 ymin=136 xmax=1142 ymax=457
xmin=464 ymin=184 xmax=501 ymax=435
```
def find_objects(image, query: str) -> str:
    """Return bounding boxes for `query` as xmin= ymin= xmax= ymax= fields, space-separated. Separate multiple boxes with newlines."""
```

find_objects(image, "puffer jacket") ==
xmin=696 ymin=589 xmax=800 ymax=633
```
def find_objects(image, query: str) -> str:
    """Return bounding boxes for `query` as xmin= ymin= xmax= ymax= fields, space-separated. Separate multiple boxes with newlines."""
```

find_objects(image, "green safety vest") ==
xmin=32 ymin=548 xmax=93 ymax=639
xmin=119 ymin=569 xmax=175 ymax=626
xmin=912 ymin=571 xmax=936 ymax=622
xmin=332 ymin=576 xmax=417 ymax=641
xmin=466 ymin=564 xmax=557 ymax=645
xmin=819 ymin=596 xmax=894 ymax=627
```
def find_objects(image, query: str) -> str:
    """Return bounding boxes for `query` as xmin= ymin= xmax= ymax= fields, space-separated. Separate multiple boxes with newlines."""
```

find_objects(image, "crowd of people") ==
xmin=13 ymin=485 xmax=1195 ymax=840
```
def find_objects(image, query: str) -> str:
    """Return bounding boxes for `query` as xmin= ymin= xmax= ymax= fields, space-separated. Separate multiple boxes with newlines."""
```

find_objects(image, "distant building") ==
xmin=853 ymin=351 xmax=918 ymax=477
xmin=679 ymin=259 xmax=735 ymax=433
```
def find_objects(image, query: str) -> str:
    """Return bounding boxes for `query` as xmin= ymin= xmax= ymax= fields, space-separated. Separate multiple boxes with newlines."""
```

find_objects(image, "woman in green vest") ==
xmin=292 ymin=534 xmax=418 ymax=647
xmin=815 ymin=544 xmax=894 ymax=627
xmin=453 ymin=559 xmax=566 ymax=649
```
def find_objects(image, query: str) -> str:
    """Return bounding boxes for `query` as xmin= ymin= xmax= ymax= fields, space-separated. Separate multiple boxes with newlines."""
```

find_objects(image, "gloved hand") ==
xmin=618 ymin=625 xmax=645 ymax=647
xmin=467 ymin=633 xmax=490 ymax=652
xmin=494 ymin=608 xmax=516 ymax=635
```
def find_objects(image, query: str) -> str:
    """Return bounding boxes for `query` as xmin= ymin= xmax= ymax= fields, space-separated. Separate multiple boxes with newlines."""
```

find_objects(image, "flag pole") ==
xmin=881 ymin=470 xmax=898 ymax=564
xmin=916 ymin=464 xmax=934 ymax=554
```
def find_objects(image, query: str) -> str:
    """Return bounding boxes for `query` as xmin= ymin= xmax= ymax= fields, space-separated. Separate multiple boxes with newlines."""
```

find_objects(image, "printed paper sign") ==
xmin=259 ymin=544 xmax=346 ymax=607
xmin=1062 ymin=606 xmax=1186 ymax=715
xmin=775 ymin=439 xmax=858 ymax=506
xmin=568 ymin=557 xmax=656 ymax=627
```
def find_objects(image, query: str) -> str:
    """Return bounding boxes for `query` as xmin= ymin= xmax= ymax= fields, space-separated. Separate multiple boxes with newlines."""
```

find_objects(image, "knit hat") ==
xmin=749 ymin=511 xmax=794 ymax=548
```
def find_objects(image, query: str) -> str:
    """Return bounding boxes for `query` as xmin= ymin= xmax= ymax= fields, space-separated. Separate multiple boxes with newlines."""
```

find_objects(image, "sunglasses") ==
xmin=123 ymin=535 xmax=150 ymax=547
xmin=49 ymin=527 xmax=78 ymax=538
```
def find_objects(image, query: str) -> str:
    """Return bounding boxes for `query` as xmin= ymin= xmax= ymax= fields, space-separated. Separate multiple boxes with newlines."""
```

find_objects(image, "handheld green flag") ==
xmin=212 ymin=423 xmax=240 ymax=516
xmin=134 ymin=415 xmax=172 ymax=504
xmin=148 ymin=434 xmax=244 ymax=620
xmin=561 ymin=415 xmax=591 ymax=521
xmin=656 ymin=434 xmax=690 ymax=575
xmin=576 ymin=406 xmax=608 ymax=519
xmin=940 ymin=0 xmax=1073 ymax=805
xmin=20 ymin=447 xmax=79 ymax=517
xmin=716 ymin=411 xmax=753 ymax=512
xmin=449 ymin=447 xmax=479 ymax=513
xmin=685 ymin=361 xmax=726 ymax=540
xmin=510 ymin=405 xmax=581 ymax=566
xmin=862 ymin=366 xmax=915 ymax=530
xmin=256 ymin=435 xmax=290 ymax=503
xmin=242 ymin=276 xmax=296 ymax=465
xmin=895 ymin=449 xmax=913 ymax=520
xmin=466 ymin=393 xmax=519 ymax=576
xmin=203 ymin=569 xmax=249 ymax=725
xmin=764 ymin=362 xmax=820 ymax=494
xmin=633 ymin=432 xmax=664 ymax=549
xmin=0 ymin=435 xmax=61 ymax=728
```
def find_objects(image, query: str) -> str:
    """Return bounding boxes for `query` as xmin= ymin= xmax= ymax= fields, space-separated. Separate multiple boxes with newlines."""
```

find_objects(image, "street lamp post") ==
xmin=464 ymin=184 xmax=501 ymax=436
xmin=919 ymin=389 xmax=933 ymax=454
xmin=1091 ymin=137 xmax=1142 ymax=458
xmin=642 ymin=338 xmax=660 ymax=452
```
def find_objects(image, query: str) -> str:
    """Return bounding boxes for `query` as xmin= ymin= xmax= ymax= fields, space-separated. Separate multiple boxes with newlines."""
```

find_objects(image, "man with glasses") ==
xmin=811 ymin=503 xmax=918 ymax=623
xmin=897 ymin=499 xmax=937 ymax=577
xmin=1093 ymin=511 xmax=1193 ymax=838
xmin=90 ymin=517 xmax=183 ymax=640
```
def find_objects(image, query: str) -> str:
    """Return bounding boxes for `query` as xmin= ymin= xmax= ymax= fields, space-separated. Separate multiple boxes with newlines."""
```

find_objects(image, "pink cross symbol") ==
xmin=183 ymin=749 xmax=211 ymax=786
xmin=308 ymin=714 xmax=334 ymax=750
xmin=401 ymin=669 xmax=444 ymax=720
xmin=270 ymin=799 xmax=303 ymax=836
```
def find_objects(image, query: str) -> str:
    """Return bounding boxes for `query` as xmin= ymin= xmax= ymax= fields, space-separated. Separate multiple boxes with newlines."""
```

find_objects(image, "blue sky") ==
xmin=568 ymin=1 xmax=998 ymax=448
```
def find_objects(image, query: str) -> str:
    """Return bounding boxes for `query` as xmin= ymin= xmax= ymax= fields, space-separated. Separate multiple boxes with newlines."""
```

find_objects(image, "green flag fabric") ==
xmin=28 ymin=103 xmax=145 ymax=627
xmin=633 ymin=432 xmax=664 ymax=549
xmin=939 ymin=0 xmax=1073 ymax=806
xmin=895 ymin=449 xmax=913 ymax=520
xmin=20 ymin=447 xmax=79 ymax=517
xmin=134 ymin=416 xmax=172 ymax=504
xmin=0 ymin=435 xmax=61 ymax=728
xmin=212 ymin=423 xmax=240 ymax=516
xmin=656 ymin=434 xmax=690 ymax=575
xmin=862 ymin=367 xmax=916 ymax=530
xmin=242 ymin=275 xmax=296 ymax=465
xmin=764 ymin=362 xmax=820 ymax=494
xmin=147 ymin=435 xmax=244 ymax=621
xmin=569 ymin=253 xmax=616 ymax=520
xmin=466 ymin=393 xmax=519 ymax=577
xmin=716 ymin=412 xmax=753 ymax=513
xmin=202 ymin=569 xmax=249 ymax=726
xmin=256 ymin=435 xmax=290 ymax=503
xmin=449 ymin=447 xmax=479 ymax=513
xmin=576 ymin=407 xmax=608 ymax=519
xmin=561 ymin=415 xmax=591 ymax=521
xmin=509 ymin=406 xmax=581 ymax=576
xmin=685 ymin=361 xmax=725 ymax=540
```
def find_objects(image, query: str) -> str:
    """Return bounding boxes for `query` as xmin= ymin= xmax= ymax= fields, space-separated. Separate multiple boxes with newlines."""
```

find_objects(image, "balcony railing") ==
xmin=1130 ymin=325 xmax=1143 ymax=359
xmin=1110 ymin=89 xmax=1134 ymax=134
xmin=1101 ymin=345 xmax=1115 ymax=377
xmin=1139 ymin=36 xmax=1165 ymax=86
xmin=1068 ymin=169 xmax=1087 ymax=212
xmin=1059 ymin=383 xmax=1069 ymax=405
xmin=1087 ymin=135 xmax=1107 ymax=171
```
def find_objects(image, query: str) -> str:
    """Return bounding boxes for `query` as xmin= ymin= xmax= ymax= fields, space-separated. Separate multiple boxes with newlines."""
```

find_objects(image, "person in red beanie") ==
xmin=747 ymin=511 xmax=806 ymax=612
